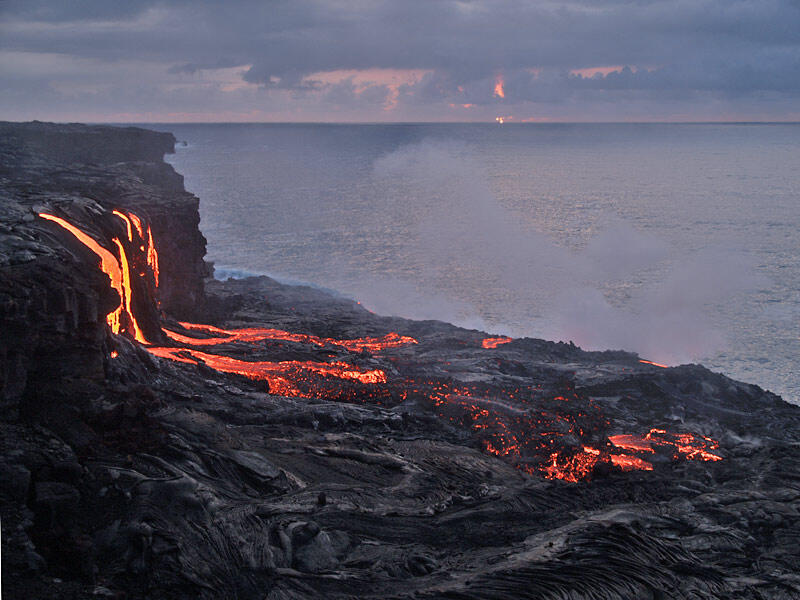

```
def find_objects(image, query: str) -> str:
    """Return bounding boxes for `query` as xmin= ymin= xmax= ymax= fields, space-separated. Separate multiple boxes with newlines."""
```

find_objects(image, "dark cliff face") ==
xmin=0 ymin=121 xmax=208 ymax=403
xmin=1 ymin=123 xmax=799 ymax=600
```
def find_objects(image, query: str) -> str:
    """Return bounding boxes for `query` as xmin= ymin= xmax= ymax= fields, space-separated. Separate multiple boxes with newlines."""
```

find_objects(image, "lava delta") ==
xmin=2 ymin=122 xmax=798 ymax=600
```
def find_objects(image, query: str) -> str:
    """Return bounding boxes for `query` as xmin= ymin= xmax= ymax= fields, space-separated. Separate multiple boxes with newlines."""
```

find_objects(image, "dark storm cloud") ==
xmin=1 ymin=0 xmax=799 ymax=120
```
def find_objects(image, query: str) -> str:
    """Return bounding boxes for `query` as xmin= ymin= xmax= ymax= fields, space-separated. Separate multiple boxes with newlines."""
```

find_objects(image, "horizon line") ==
xmin=23 ymin=119 xmax=800 ymax=126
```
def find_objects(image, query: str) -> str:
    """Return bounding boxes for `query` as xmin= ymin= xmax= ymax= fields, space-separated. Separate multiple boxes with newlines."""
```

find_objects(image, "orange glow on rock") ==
xmin=41 ymin=211 xmax=724 ymax=485
xmin=40 ymin=213 xmax=126 ymax=334
xmin=639 ymin=359 xmax=668 ymax=368
xmin=112 ymin=210 xmax=133 ymax=242
xmin=610 ymin=454 xmax=653 ymax=471
xmin=609 ymin=428 xmax=722 ymax=462
xmin=482 ymin=336 xmax=513 ymax=349
xmin=607 ymin=434 xmax=655 ymax=453
xmin=39 ymin=212 xmax=152 ymax=343
xmin=112 ymin=238 xmax=148 ymax=343
xmin=128 ymin=212 xmax=145 ymax=238
xmin=146 ymin=225 xmax=159 ymax=287
xmin=168 ymin=322 xmax=416 ymax=353
xmin=145 ymin=346 xmax=386 ymax=396
xmin=540 ymin=448 xmax=602 ymax=483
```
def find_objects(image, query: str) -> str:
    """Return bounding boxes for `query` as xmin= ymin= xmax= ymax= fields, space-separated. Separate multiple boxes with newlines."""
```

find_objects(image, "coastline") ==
xmin=2 ymin=122 xmax=799 ymax=599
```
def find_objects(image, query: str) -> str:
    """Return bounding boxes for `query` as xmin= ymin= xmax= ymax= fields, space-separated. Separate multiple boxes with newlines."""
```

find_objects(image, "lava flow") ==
xmin=146 ymin=346 xmax=387 ymax=397
xmin=165 ymin=322 xmax=416 ymax=353
xmin=609 ymin=429 xmax=722 ymax=462
xmin=639 ymin=359 xmax=668 ymax=368
xmin=39 ymin=212 xmax=150 ymax=343
xmin=482 ymin=336 xmax=513 ymax=349
xmin=41 ymin=210 xmax=724 ymax=484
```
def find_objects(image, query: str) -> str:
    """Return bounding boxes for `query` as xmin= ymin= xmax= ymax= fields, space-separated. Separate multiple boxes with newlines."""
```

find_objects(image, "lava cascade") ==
xmin=39 ymin=212 xmax=150 ymax=343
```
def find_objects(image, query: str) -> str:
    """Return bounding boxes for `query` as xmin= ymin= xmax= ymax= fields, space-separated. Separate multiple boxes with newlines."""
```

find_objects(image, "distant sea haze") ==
xmin=152 ymin=122 xmax=800 ymax=404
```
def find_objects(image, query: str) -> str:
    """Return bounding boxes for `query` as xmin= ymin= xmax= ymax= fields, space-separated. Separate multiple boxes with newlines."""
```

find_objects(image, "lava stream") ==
xmin=639 ymin=359 xmax=668 ymax=368
xmin=146 ymin=346 xmax=386 ymax=397
xmin=40 ymin=211 xmax=723 ymax=484
xmin=609 ymin=428 xmax=722 ymax=461
xmin=167 ymin=322 xmax=417 ymax=353
xmin=39 ymin=213 xmax=148 ymax=343
xmin=146 ymin=225 xmax=159 ymax=287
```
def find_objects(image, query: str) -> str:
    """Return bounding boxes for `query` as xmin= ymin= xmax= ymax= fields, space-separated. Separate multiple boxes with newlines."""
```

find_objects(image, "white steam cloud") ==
xmin=353 ymin=140 xmax=764 ymax=365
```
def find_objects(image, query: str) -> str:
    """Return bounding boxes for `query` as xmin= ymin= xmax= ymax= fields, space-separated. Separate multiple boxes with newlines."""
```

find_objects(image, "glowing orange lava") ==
xmin=128 ymin=213 xmax=145 ymax=238
xmin=639 ymin=359 xmax=668 ymax=368
xmin=167 ymin=322 xmax=416 ymax=353
xmin=145 ymin=346 xmax=386 ymax=397
xmin=112 ymin=239 xmax=148 ymax=343
xmin=609 ymin=428 xmax=722 ymax=462
xmin=112 ymin=210 xmax=133 ymax=242
xmin=540 ymin=447 xmax=603 ymax=483
xmin=113 ymin=209 xmax=159 ymax=288
xmin=40 ymin=214 xmax=126 ymax=336
xmin=146 ymin=225 xmax=159 ymax=287
xmin=611 ymin=454 xmax=653 ymax=471
xmin=43 ymin=210 xmax=723 ymax=485
xmin=607 ymin=433 xmax=655 ymax=453
xmin=482 ymin=336 xmax=513 ymax=349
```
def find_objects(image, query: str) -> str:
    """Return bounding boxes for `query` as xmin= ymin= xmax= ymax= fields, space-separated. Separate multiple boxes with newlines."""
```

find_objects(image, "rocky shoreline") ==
xmin=1 ymin=122 xmax=798 ymax=599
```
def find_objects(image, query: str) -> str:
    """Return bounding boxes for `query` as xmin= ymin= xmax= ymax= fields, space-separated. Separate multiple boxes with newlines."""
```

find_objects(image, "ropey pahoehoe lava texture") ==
xmin=1 ymin=122 xmax=799 ymax=600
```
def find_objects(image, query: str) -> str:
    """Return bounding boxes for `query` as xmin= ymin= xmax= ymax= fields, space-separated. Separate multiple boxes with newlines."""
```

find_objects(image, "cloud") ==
xmin=1 ymin=0 xmax=799 ymax=120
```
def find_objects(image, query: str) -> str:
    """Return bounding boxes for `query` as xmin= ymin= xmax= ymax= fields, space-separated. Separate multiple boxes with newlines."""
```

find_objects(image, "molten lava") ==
xmin=540 ymin=447 xmax=603 ymax=483
xmin=112 ymin=210 xmax=133 ymax=242
xmin=39 ymin=213 xmax=147 ymax=342
xmin=113 ymin=209 xmax=159 ymax=288
xmin=145 ymin=346 xmax=386 ymax=397
xmin=43 ymin=209 xmax=724 ymax=485
xmin=112 ymin=238 xmax=148 ymax=343
xmin=41 ymin=211 xmax=158 ymax=342
xmin=128 ymin=212 xmax=145 ymax=238
xmin=482 ymin=336 xmax=513 ymax=349
xmin=607 ymin=433 xmax=655 ymax=453
xmin=610 ymin=454 xmax=653 ymax=472
xmin=166 ymin=322 xmax=416 ymax=353
xmin=146 ymin=225 xmax=159 ymax=287
xmin=639 ymin=359 xmax=668 ymax=368
xmin=609 ymin=428 xmax=722 ymax=462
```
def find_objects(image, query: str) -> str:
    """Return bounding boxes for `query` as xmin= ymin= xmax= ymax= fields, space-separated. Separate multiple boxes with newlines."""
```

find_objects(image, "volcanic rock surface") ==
xmin=1 ymin=122 xmax=799 ymax=599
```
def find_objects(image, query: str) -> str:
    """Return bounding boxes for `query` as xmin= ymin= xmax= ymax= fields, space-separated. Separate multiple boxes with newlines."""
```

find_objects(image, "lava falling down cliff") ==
xmin=38 ymin=210 xmax=723 ymax=482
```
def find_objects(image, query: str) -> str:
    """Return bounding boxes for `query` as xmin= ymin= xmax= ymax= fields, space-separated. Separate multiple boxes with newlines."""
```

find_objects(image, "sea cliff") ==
xmin=1 ymin=122 xmax=798 ymax=599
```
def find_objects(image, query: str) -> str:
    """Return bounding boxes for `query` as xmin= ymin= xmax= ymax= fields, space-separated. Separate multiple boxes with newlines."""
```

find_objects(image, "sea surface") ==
xmin=147 ymin=123 xmax=799 ymax=403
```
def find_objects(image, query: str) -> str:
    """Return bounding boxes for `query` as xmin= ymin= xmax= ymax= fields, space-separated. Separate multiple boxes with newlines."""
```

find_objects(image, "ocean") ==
xmin=148 ymin=123 xmax=799 ymax=404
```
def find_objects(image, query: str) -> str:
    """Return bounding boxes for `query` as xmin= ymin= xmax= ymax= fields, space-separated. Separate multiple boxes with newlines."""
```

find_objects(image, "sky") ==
xmin=1 ymin=0 xmax=799 ymax=123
